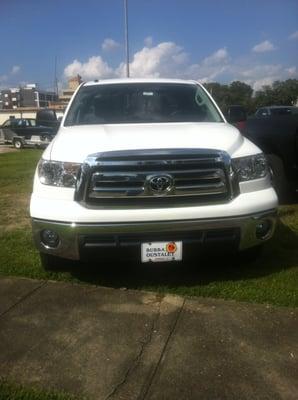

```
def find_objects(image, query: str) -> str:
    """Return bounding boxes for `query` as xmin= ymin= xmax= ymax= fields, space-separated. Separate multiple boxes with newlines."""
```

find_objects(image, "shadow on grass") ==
xmin=65 ymin=218 xmax=298 ymax=291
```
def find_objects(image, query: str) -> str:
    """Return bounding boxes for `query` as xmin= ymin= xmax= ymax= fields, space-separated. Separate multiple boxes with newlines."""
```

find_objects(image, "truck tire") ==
xmin=13 ymin=138 xmax=23 ymax=149
xmin=240 ymin=245 xmax=263 ymax=263
xmin=40 ymin=252 xmax=69 ymax=271
xmin=266 ymin=154 xmax=290 ymax=203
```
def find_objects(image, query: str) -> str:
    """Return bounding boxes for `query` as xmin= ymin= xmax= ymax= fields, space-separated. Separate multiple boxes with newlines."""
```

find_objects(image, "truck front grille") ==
xmin=75 ymin=149 xmax=237 ymax=207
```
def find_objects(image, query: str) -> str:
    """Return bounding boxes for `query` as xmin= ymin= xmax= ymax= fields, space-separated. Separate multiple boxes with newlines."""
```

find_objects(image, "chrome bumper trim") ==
xmin=32 ymin=210 xmax=277 ymax=260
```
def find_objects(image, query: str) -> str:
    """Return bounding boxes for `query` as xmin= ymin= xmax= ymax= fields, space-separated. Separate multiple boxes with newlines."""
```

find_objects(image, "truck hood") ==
xmin=48 ymin=122 xmax=244 ymax=162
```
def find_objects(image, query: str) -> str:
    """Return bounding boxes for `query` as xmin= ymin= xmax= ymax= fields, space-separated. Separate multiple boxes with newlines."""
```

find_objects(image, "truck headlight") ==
xmin=232 ymin=154 xmax=268 ymax=182
xmin=38 ymin=159 xmax=81 ymax=187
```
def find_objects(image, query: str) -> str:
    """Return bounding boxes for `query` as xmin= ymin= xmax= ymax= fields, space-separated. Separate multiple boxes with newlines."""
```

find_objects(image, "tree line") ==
xmin=204 ymin=79 xmax=298 ymax=114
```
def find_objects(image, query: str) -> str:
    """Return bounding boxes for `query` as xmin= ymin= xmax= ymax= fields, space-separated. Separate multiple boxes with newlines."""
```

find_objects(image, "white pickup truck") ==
xmin=30 ymin=79 xmax=278 ymax=269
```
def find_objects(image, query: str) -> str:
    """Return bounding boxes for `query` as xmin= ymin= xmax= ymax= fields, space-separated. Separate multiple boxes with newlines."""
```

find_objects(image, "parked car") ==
xmin=244 ymin=114 xmax=298 ymax=200
xmin=0 ymin=117 xmax=56 ymax=149
xmin=30 ymin=79 xmax=278 ymax=269
xmin=36 ymin=108 xmax=61 ymax=131
xmin=255 ymin=106 xmax=298 ymax=117
xmin=226 ymin=105 xmax=298 ymax=201
xmin=225 ymin=105 xmax=247 ymax=131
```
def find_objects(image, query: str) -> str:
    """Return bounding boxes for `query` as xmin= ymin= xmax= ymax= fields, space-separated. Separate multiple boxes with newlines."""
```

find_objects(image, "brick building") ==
xmin=0 ymin=84 xmax=58 ymax=109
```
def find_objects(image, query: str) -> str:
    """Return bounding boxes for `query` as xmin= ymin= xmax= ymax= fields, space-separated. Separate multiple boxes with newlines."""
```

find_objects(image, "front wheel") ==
xmin=266 ymin=154 xmax=290 ymax=203
xmin=13 ymin=138 xmax=23 ymax=149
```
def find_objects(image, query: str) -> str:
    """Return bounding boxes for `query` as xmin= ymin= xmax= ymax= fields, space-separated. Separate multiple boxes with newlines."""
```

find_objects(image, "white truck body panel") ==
xmin=45 ymin=122 xmax=261 ymax=164
xmin=30 ymin=79 xmax=278 ymax=262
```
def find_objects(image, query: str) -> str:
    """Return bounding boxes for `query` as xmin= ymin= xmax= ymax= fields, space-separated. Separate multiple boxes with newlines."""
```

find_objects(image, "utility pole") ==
xmin=124 ymin=0 xmax=130 ymax=77
xmin=54 ymin=55 xmax=58 ymax=98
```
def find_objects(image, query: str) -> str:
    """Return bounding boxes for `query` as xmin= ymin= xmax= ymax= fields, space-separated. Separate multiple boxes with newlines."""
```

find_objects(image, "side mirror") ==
xmin=226 ymin=105 xmax=247 ymax=124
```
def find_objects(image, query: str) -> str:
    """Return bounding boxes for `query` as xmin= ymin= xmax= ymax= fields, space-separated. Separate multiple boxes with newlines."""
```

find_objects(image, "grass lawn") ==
xmin=0 ymin=379 xmax=84 ymax=400
xmin=0 ymin=149 xmax=297 ymax=307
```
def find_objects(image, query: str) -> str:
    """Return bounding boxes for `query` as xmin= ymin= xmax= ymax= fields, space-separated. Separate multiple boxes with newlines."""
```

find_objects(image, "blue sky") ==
xmin=0 ymin=0 xmax=297 ymax=91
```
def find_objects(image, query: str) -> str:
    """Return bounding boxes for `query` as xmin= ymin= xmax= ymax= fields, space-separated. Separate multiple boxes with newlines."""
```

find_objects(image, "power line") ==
xmin=124 ymin=0 xmax=130 ymax=78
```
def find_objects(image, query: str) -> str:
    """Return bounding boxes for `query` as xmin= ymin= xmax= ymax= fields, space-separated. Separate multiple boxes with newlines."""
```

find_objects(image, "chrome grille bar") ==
xmin=78 ymin=150 xmax=231 ymax=201
xmin=89 ymin=171 xmax=227 ymax=198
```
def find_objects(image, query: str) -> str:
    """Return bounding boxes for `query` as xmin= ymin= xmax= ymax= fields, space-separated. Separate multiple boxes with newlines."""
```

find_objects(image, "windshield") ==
xmin=64 ymin=83 xmax=223 ymax=126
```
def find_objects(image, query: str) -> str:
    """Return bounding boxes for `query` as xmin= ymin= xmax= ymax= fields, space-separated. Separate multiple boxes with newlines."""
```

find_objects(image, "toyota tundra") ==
xmin=30 ymin=79 xmax=278 ymax=269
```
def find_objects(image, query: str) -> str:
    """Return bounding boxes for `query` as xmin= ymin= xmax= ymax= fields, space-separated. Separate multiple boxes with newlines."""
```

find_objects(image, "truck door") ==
xmin=14 ymin=119 xmax=32 ymax=139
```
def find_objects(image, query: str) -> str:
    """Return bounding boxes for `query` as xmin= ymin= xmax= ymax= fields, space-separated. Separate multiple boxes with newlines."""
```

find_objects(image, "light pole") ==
xmin=124 ymin=0 xmax=130 ymax=77
xmin=54 ymin=55 xmax=58 ymax=98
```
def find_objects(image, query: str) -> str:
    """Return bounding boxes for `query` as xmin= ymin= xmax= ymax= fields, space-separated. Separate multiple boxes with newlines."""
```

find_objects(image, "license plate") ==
xmin=141 ymin=241 xmax=182 ymax=263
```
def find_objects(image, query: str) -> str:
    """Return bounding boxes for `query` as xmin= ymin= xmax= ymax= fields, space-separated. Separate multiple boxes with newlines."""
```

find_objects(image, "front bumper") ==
xmin=32 ymin=210 xmax=277 ymax=260
xmin=13 ymin=135 xmax=52 ymax=148
xmin=23 ymin=137 xmax=51 ymax=148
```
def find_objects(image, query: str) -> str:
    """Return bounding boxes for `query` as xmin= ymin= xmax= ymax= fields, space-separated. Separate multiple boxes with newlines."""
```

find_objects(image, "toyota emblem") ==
xmin=148 ymin=174 xmax=173 ymax=195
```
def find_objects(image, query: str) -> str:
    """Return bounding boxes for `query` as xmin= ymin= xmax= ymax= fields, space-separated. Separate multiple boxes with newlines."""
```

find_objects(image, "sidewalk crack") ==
xmin=104 ymin=295 xmax=163 ymax=400
xmin=0 ymin=280 xmax=47 ymax=318
xmin=140 ymin=297 xmax=186 ymax=400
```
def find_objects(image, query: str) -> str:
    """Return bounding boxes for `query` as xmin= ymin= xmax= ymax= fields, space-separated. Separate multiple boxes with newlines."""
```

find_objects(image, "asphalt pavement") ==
xmin=0 ymin=277 xmax=297 ymax=400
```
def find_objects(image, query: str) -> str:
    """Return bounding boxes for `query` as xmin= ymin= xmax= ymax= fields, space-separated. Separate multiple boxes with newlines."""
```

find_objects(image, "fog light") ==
xmin=41 ymin=229 xmax=59 ymax=247
xmin=256 ymin=220 xmax=271 ymax=239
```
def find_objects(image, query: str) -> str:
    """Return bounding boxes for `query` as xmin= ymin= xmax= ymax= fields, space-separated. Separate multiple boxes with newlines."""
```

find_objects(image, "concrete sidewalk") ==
xmin=0 ymin=145 xmax=17 ymax=153
xmin=0 ymin=277 xmax=297 ymax=400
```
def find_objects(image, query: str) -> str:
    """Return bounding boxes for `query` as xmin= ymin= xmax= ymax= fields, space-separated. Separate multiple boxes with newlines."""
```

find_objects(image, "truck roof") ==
xmin=261 ymin=105 xmax=297 ymax=109
xmin=83 ymin=78 xmax=200 ymax=87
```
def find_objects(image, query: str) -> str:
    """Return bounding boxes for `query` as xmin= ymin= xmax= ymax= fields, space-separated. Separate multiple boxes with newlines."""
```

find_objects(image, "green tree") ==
xmin=204 ymin=81 xmax=254 ymax=113
xmin=253 ymin=79 xmax=298 ymax=109
xmin=229 ymin=81 xmax=253 ymax=104
xmin=205 ymin=79 xmax=298 ymax=114
xmin=204 ymin=82 xmax=230 ymax=111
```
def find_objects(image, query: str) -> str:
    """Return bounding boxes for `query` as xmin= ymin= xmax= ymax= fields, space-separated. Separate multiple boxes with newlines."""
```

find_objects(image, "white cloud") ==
xmin=11 ymin=65 xmax=20 ymax=74
xmin=251 ymin=77 xmax=276 ymax=91
xmin=185 ymin=48 xmax=230 ymax=83
xmin=117 ymin=41 xmax=188 ymax=78
xmin=236 ymin=62 xmax=291 ymax=92
xmin=64 ymin=41 xmax=188 ymax=81
xmin=64 ymin=56 xmax=114 ymax=80
xmin=288 ymin=30 xmax=298 ymax=40
xmin=202 ymin=48 xmax=229 ymax=65
xmin=239 ymin=64 xmax=282 ymax=79
xmin=63 ymin=39 xmax=294 ymax=92
xmin=285 ymin=66 xmax=297 ymax=76
xmin=233 ymin=64 xmax=283 ymax=91
xmin=64 ymin=43 xmax=227 ymax=83
xmin=101 ymin=38 xmax=120 ymax=52
xmin=252 ymin=40 xmax=276 ymax=53
xmin=144 ymin=36 xmax=153 ymax=47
